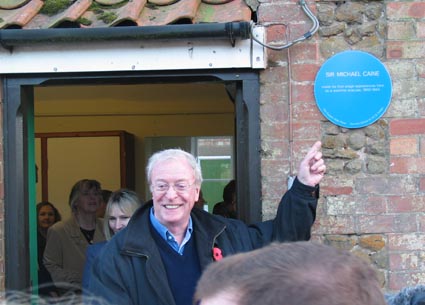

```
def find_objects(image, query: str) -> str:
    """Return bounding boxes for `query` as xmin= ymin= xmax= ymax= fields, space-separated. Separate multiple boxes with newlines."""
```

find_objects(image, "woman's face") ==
xmin=108 ymin=205 xmax=132 ymax=234
xmin=76 ymin=187 xmax=101 ymax=214
xmin=38 ymin=205 xmax=56 ymax=229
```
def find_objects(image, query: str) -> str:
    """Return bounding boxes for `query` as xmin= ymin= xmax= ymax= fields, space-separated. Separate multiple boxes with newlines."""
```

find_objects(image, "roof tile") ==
xmin=0 ymin=0 xmax=251 ymax=29
xmin=95 ymin=0 xmax=125 ymax=5
xmin=139 ymin=0 xmax=200 ymax=25
xmin=0 ymin=0 xmax=42 ymax=28
xmin=24 ymin=0 xmax=92 ymax=28
xmin=0 ymin=0 xmax=30 ymax=9
xmin=195 ymin=0 xmax=250 ymax=23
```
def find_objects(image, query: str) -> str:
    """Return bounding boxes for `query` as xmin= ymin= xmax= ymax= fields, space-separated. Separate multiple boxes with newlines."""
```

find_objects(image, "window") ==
xmin=194 ymin=137 xmax=234 ymax=212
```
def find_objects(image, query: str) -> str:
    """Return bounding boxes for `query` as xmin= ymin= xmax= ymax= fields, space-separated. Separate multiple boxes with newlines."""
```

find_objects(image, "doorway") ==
xmin=2 ymin=69 xmax=261 ymax=291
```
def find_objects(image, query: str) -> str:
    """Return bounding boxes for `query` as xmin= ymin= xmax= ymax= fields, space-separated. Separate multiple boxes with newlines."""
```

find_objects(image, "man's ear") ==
xmin=195 ymin=188 xmax=201 ymax=201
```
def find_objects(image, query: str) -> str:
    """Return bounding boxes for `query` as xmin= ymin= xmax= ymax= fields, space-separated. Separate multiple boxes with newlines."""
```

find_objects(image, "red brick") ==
xmin=312 ymin=215 xmax=356 ymax=235
xmin=322 ymin=186 xmax=353 ymax=195
xmin=260 ymin=139 xmax=290 ymax=159
xmin=292 ymin=121 xmax=322 ymax=140
xmin=389 ymin=271 xmax=425 ymax=291
xmin=291 ymin=83 xmax=315 ymax=103
xmin=420 ymin=177 xmax=425 ymax=192
xmin=387 ymin=41 xmax=403 ymax=59
xmin=390 ymin=119 xmax=425 ymax=135
xmin=322 ymin=176 xmax=353 ymax=188
xmin=326 ymin=196 xmax=357 ymax=215
xmin=266 ymin=24 xmax=288 ymax=44
xmin=260 ymin=66 xmax=289 ymax=84
xmin=388 ymin=233 xmax=425 ymax=251
xmin=290 ymin=139 xmax=316 ymax=155
xmin=390 ymin=157 xmax=425 ymax=174
xmin=257 ymin=2 xmax=305 ymax=23
xmin=266 ymin=49 xmax=289 ymax=65
xmin=262 ymin=122 xmax=290 ymax=140
xmin=387 ymin=41 xmax=425 ymax=59
xmin=291 ymin=63 xmax=319 ymax=82
xmin=387 ymin=22 xmax=415 ymax=40
xmin=288 ymin=42 xmax=319 ymax=64
xmin=260 ymin=101 xmax=288 ymax=123
xmin=389 ymin=252 xmax=425 ymax=271
xmin=356 ymin=176 xmax=415 ymax=195
xmin=358 ymin=214 xmax=417 ymax=233
xmin=418 ymin=63 xmax=425 ymax=80
xmin=386 ymin=3 xmax=403 ymax=18
xmin=288 ymin=23 xmax=318 ymax=44
xmin=409 ymin=3 xmax=425 ymax=18
xmin=418 ymin=215 xmax=425 ymax=232
xmin=416 ymin=64 xmax=425 ymax=80
xmin=356 ymin=196 xmax=387 ymax=215
xmin=387 ymin=196 xmax=425 ymax=213
xmin=292 ymin=101 xmax=323 ymax=121
xmin=261 ymin=165 xmax=290 ymax=196
xmin=261 ymin=83 xmax=288 ymax=101
xmin=418 ymin=22 xmax=425 ymax=39
xmin=390 ymin=137 xmax=418 ymax=155
xmin=387 ymin=2 xmax=425 ymax=19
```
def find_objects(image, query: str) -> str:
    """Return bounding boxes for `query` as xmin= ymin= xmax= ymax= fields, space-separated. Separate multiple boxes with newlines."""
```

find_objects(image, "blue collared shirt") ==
xmin=149 ymin=207 xmax=193 ymax=255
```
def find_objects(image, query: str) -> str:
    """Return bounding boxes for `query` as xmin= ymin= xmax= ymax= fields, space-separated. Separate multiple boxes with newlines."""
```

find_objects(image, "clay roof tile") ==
xmin=0 ymin=0 xmax=252 ymax=29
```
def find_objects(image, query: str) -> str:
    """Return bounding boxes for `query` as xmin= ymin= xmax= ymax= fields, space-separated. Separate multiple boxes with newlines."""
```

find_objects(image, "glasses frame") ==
xmin=151 ymin=181 xmax=196 ymax=194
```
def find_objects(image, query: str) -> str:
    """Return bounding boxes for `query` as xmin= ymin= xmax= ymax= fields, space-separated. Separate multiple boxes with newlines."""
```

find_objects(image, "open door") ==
xmin=3 ymin=69 xmax=261 ymax=291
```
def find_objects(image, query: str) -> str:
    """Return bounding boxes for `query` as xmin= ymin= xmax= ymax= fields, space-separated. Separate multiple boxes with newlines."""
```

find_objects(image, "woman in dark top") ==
xmin=37 ymin=201 xmax=61 ymax=297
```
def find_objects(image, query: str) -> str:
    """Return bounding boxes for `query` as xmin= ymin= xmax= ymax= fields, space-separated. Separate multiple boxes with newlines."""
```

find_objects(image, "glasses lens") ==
xmin=153 ymin=181 xmax=192 ymax=193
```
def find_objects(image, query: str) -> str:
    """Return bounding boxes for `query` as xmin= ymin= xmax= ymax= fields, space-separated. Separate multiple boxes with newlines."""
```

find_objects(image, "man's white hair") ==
xmin=146 ymin=148 xmax=203 ymax=186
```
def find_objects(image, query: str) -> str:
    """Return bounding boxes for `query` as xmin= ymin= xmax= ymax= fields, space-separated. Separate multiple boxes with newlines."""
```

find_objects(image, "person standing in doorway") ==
xmin=82 ymin=189 xmax=142 ymax=291
xmin=37 ymin=201 xmax=62 ymax=297
xmin=44 ymin=179 xmax=106 ymax=294
xmin=96 ymin=189 xmax=112 ymax=219
xmin=213 ymin=180 xmax=237 ymax=219
xmin=89 ymin=141 xmax=325 ymax=305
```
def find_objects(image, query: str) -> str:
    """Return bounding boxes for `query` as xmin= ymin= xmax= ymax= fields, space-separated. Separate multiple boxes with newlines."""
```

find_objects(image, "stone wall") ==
xmin=258 ymin=0 xmax=425 ymax=292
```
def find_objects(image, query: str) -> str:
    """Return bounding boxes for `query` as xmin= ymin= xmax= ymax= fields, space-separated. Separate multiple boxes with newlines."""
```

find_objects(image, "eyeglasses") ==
xmin=151 ymin=181 xmax=195 ymax=194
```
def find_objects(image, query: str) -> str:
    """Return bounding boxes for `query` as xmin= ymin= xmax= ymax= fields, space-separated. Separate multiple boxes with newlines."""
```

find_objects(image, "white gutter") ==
xmin=0 ymin=27 xmax=265 ymax=73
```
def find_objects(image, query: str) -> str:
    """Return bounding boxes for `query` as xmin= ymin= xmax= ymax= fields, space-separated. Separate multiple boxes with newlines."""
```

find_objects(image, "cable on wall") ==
xmin=250 ymin=0 xmax=319 ymax=50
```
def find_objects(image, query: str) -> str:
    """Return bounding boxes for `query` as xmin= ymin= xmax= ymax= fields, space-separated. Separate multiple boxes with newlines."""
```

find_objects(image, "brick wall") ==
xmin=0 ymin=0 xmax=423 ymax=295
xmin=258 ymin=0 xmax=425 ymax=292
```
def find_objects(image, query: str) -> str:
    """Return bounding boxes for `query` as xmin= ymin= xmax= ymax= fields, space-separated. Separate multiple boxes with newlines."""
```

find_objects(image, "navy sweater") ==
xmin=152 ymin=226 xmax=202 ymax=305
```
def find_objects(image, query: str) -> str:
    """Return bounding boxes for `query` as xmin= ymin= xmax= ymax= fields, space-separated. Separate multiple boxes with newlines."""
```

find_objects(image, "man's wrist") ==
xmin=293 ymin=177 xmax=319 ymax=199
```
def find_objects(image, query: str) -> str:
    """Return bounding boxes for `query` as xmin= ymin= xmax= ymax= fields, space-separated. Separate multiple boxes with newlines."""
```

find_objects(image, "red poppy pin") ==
xmin=213 ymin=247 xmax=223 ymax=261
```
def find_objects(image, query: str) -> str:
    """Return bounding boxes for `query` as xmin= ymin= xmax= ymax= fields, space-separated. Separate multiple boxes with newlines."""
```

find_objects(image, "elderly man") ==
xmin=88 ymin=141 xmax=326 ymax=305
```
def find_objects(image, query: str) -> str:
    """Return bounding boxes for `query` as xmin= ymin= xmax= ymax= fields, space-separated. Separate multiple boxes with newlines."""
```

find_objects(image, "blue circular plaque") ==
xmin=314 ymin=50 xmax=392 ymax=128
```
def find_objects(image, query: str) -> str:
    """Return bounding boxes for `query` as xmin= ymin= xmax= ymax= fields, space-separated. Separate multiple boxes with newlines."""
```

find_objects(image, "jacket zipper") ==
xmin=122 ymin=249 xmax=149 ymax=259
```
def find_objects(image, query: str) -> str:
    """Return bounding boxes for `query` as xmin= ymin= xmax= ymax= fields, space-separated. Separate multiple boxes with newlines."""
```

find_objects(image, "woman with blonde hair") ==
xmin=82 ymin=189 xmax=142 ymax=290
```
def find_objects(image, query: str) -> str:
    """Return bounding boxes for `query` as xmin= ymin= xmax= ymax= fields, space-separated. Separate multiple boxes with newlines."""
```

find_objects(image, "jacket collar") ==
xmin=63 ymin=216 xmax=105 ymax=242
xmin=120 ymin=202 xmax=226 ymax=259
xmin=118 ymin=203 xmax=227 ymax=305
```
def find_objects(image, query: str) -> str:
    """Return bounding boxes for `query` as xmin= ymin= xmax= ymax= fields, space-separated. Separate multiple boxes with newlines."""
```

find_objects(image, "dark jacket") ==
xmin=37 ymin=230 xmax=58 ymax=296
xmin=88 ymin=178 xmax=318 ymax=305
xmin=386 ymin=285 xmax=425 ymax=305
xmin=82 ymin=241 xmax=107 ymax=291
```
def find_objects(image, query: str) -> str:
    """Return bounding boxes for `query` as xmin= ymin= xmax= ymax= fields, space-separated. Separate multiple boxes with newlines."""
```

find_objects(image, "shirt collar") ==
xmin=149 ymin=207 xmax=193 ymax=254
